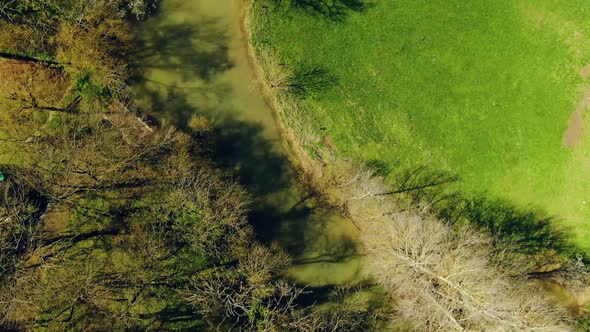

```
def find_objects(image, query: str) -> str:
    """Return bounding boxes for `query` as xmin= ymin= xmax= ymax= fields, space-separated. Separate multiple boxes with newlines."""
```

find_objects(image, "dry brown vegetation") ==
xmin=365 ymin=214 xmax=570 ymax=331
xmin=323 ymin=161 xmax=574 ymax=331
xmin=0 ymin=61 xmax=71 ymax=114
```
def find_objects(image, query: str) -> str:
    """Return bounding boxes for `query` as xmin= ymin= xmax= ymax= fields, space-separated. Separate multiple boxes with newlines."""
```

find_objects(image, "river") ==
xmin=132 ymin=0 xmax=364 ymax=287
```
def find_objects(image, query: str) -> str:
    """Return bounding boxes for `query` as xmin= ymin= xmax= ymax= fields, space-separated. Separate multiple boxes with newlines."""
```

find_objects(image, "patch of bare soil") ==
xmin=579 ymin=63 xmax=590 ymax=78
xmin=562 ymin=66 xmax=590 ymax=148
xmin=562 ymin=90 xmax=589 ymax=148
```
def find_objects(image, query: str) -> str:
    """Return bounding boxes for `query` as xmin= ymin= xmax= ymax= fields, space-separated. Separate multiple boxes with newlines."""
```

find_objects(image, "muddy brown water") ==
xmin=537 ymin=280 xmax=590 ymax=316
xmin=132 ymin=0 xmax=365 ymax=287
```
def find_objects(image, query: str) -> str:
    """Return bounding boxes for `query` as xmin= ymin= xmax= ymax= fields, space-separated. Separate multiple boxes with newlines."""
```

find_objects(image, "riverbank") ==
xmin=242 ymin=1 xmax=363 ymax=214
xmin=244 ymin=1 xmax=588 ymax=328
xmin=241 ymin=0 xmax=328 ymax=191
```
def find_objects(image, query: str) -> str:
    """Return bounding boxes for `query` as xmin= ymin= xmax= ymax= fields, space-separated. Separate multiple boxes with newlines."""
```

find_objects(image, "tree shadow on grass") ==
xmin=382 ymin=164 xmax=580 ymax=266
xmin=270 ymin=0 xmax=373 ymax=21
xmin=382 ymin=164 xmax=460 ymax=210
xmin=441 ymin=196 xmax=576 ymax=258
xmin=288 ymin=64 xmax=339 ymax=98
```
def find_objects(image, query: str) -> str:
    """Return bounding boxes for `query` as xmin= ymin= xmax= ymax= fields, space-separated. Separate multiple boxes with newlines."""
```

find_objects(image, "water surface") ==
xmin=133 ymin=0 xmax=364 ymax=287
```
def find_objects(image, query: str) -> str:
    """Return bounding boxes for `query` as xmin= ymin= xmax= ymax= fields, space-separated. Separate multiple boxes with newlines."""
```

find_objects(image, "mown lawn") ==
xmin=251 ymin=0 xmax=590 ymax=249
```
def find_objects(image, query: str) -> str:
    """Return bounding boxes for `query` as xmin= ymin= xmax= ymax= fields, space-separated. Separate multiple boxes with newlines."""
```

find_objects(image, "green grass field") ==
xmin=250 ymin=0 xmax=590 ymax=249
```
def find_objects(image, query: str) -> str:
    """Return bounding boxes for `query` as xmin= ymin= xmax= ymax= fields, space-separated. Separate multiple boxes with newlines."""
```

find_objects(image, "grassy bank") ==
xmin=245 ymin=3 xmax=583 ymax=329
xmin=248 ymin=0 xmax=590 ymax=250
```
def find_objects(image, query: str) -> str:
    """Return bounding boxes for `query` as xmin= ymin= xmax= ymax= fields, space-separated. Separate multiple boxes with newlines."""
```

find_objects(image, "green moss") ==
xmin=71 ymin=72 xmax=113 ymax=106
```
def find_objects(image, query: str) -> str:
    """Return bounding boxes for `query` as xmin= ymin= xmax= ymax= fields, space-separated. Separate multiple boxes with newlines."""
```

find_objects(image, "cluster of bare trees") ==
xmin=0 ymin=0 xmax=158 ymax=100
xmin=187 ymin=243 xmax=377 ymax=331
xmin=0 ymin=120 xmax=176 ymax=327
xmin=315 ymin=160 xmax=575 ymax=331
xmin=0 ymin=111 xmax=259 ymax=329
xmin=365 ymin=215 xmax=570 ymax=331
xmin=0 ymin=23 xmax=373 ymax=332
xmin=0 ymin=3 xmax=317 ymax=329
xmin=159 ymin=160 xmax=250 ymax=259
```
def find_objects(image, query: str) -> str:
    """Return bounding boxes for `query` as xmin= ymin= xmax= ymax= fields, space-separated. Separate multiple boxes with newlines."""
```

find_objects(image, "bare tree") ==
xmin=157 ymin=158 xmax=250 ymax=259
xmin=238 ymin=242 xmax=292 ymax=285
xmin=186 ymin=267 xmax=305 ymax=331
xmin=125 ymin=0 xmax=158 ymax=19
xmin=363 ymin=212 xmax=572 ymax=331
xmin=307 ymin=159 xmax=574 ymax=330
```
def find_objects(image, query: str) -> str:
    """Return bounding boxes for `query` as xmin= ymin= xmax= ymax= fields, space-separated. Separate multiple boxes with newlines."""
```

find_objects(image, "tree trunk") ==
xmin=0 ymin=52 xmax=62 ymax=67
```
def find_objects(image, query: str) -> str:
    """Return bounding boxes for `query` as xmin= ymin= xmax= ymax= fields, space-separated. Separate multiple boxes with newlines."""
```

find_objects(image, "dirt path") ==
xmin=562 ymin=64 xmax=590 ymax=147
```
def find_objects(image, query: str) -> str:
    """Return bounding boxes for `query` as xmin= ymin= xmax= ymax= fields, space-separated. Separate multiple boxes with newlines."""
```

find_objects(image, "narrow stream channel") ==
xmin=132 ymin=0 xmax=364 ymax=287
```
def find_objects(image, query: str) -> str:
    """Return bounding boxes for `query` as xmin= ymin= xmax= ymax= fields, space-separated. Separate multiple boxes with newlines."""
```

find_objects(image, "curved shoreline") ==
xmin=240 ymin=0 xmax=328 ymax=192
xmin=240 ymin=1 xmax=367 ymax=237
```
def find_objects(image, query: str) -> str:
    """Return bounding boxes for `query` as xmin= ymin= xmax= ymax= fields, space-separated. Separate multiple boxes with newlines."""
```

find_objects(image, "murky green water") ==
xmin=133 ymin=0 xmax=364 ymax=287
xmin=129 ymin=0 xmax=590 ymax=320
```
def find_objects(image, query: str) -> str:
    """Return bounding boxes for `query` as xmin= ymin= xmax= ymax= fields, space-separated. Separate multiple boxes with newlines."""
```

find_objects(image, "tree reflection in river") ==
xmin=131 ymin=0 xmax=367 ymax=288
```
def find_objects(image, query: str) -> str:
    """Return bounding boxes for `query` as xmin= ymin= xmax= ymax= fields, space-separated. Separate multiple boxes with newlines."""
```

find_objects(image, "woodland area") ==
xmin=0 ymin=0 xmax=374 ymax=330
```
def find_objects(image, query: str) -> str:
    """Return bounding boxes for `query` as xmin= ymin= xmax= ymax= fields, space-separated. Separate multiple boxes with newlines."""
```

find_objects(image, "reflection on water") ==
xmin=133 ymin=0 xmax=365 ymax=287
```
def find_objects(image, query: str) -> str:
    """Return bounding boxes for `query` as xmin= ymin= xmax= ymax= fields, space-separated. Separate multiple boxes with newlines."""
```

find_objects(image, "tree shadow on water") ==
xmin=130 ymin=13 xmax=233 ymax=85
xmin=211 ymin=117 xmax=293 ymax=198
xmin=128 ymin=12 xmax=234 ymax=128
xmin=135 ymin=83 xmax=345 ymax=266
xmin=128 ymin=2 xmax=360 ymax=276
xmin=210 ymin=116 xmax=362 ymax=265
xmin=294 ymin=231 xmax=359 ymax=266
xmin=210 ymin=116 xmax=314 ymax=258
xmin=135 ymin=83 xmax=231 ymax=130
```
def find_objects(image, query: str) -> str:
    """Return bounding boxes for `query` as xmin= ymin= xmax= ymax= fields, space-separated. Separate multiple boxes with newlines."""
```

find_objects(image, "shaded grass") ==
xmin=250 ymin=0 xmax=590 ymax=249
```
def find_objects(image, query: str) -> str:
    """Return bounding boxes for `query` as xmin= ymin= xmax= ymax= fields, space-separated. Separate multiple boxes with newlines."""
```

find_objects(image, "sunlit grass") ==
xmin=251 ymin=0 xmax=590 ymax=249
